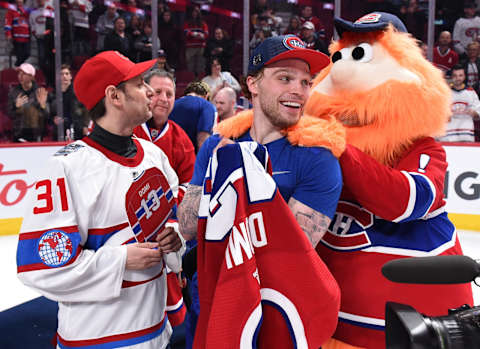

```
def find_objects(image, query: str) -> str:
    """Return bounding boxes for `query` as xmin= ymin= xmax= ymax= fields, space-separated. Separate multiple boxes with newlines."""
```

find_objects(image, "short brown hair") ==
xmin=61 ymin=64 xmax=72 ymax=73
xmin=240 ymin=69 xmax=264 ymax=100
xmin=184 ymin=81 xmax=210 ymax=97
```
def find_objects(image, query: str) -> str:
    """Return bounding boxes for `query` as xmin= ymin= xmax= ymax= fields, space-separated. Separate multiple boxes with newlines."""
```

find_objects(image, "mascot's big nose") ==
xmin=329 ymin=61 xmax=355 ymax=88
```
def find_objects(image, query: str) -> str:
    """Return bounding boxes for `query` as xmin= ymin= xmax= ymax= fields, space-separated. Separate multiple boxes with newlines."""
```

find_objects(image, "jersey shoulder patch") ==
xmin=54 ymin=143 xmax=85 ymax=157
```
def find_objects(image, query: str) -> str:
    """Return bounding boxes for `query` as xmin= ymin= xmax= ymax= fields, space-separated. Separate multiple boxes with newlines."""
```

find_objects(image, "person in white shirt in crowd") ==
xmin=460 ymin=41 xmax=480 ymax=93
xmin=68 ymin=0 xmax=93 ymax=56
xmin=29 ymin=0 xmax=54 ymax=85
xmin=213 ymin=86 xmax=236 ymax=122
xmin=202 ymin=57 xmax=241 ymax=100
xmin=95 ymin=2 xmax=118 ymax=52
xmin=438 ymin=65 xmax=480 ymax=142
xmin=453 ymin=1 xmax=480 ymax=57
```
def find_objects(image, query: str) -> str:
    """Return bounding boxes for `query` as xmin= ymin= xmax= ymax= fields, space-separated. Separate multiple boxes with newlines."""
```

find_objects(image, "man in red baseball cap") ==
xmin=17 ymin=50 xmax=186 ymax=348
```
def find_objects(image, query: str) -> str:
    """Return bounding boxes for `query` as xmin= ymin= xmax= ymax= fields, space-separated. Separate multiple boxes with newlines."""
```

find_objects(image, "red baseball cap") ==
xmin=74 ymin=51 xmax=156 ymax=110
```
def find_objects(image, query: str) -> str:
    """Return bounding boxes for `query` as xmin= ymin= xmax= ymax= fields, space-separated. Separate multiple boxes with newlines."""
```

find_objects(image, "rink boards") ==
xmin=1 ymin=142 xmax=479 ymax=235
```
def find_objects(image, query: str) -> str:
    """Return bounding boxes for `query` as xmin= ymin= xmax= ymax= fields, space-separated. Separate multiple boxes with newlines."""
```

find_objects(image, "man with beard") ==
xmin=177 ymin=35 xmax=345 ymax=348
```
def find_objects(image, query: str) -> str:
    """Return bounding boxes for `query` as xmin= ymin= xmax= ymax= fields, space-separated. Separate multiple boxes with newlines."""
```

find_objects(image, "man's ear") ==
xmin=105 ymin=85 xmax=120 ymax=105
xmin=246 ymin=75 xmax=258 ymax=97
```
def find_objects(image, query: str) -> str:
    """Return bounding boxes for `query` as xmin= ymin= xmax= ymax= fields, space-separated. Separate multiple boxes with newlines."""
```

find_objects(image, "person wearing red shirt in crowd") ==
xmin=299 ymin=5 xmax=325 ymax=40
xmin=433 ymin=31 xmax=459 ymax=78
xmin=5 ymin=0 xmax=30 ymax=66
xmin=183 ymin=5 xmax=209 ymax=78
xmin=134 ymin=69 xmax=195 ymax=203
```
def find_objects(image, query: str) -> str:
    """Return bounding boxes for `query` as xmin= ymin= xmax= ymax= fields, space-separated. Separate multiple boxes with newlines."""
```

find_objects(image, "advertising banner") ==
xmin=0 ymin=142 xmax=479 ymax=235
xmin=0 ymin=143 xmax=65 ymax=235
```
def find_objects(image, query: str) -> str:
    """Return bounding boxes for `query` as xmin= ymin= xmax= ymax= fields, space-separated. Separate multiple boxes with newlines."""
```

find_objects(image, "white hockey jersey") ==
xmin=29 ymin=5 xmax=54 ymax=38
xmin=17 ymin=137 xmax=182 ymax=349
xmin=438 ymin=87 xmax=480 ymax=142
xmin=452 ymin=16 xmax=480 ymax=54
xmin=68 ymin=0 xmax=92 ymax=29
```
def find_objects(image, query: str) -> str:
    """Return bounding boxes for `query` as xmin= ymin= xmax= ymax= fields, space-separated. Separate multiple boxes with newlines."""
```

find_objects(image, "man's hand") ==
xmin=15 ymin=94 xmax=28 ymax=108
xmin=156 ymin=226 xmax=182 ymax=253
xmin=126 ymin=242 xmax=163 ymax=270
xmin=36 ymin=87 xmax=48 ymax=109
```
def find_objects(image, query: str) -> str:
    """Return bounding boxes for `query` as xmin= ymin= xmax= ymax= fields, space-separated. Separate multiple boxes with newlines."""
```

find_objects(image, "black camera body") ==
xmin=386 ymin=300 xmax=480 ymax=348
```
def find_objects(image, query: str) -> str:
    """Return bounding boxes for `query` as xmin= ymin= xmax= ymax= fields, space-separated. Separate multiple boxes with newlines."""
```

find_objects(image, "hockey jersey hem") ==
xmin=56 ymin=316 xmax=167 ymax=348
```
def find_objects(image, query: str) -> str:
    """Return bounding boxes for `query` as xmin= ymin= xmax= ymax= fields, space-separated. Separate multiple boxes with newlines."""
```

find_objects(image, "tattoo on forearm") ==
xmin=178 ymin=185 xmax=202 ymax=239
xmin=288 ymin=198 xmax=331 ymax=248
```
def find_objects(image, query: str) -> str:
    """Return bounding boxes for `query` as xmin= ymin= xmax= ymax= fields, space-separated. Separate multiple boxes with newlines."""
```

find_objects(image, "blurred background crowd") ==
xmin=0 ymin=0 xmax=479 ymax=144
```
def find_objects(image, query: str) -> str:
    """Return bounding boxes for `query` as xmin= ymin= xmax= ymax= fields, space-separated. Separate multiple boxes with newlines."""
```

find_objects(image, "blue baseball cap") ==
xmin=248 ymin=35 xmax=330 ymax=75
xmin=334 ymin=12 xmax=407 ymax=38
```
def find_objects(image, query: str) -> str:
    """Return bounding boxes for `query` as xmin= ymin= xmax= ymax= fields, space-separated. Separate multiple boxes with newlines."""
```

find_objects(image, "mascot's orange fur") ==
xmin=305 ymin=25 xmax=450 ymax=166
xmin=215 ymin=110 xmax=345 ymax=158
xmin=305 ymin=13 xmax=473 ymax=349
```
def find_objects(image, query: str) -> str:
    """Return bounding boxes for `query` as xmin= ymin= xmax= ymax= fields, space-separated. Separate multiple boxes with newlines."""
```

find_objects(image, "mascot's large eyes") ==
xmin=332 ymin=47 xmax=351 ymax=63
xmin=351 ymin=43 xmax=373 ymax=63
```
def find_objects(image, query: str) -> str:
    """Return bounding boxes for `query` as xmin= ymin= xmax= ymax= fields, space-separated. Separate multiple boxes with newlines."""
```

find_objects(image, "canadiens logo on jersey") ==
xmin=323 ymin=201 xmax=374 ymax=251
xmin=125 ymin=167 xmax=175 ymax=242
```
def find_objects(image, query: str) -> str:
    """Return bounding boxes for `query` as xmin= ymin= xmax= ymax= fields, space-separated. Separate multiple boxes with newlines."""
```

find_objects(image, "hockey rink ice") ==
xmin=1 ymin=229 xmax=480 ymax=312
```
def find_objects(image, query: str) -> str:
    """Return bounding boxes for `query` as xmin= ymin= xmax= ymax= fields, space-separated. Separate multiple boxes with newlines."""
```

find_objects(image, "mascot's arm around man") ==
xmin=306 ymin=12 xmax=474 ymax=349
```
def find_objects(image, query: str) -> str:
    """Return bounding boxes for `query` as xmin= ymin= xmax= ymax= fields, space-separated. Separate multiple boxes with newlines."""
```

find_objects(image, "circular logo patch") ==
xmin=283 ymin=36 xmax=306 ymax=50
xmin=38 ymin=230 xmax=74 ymax=267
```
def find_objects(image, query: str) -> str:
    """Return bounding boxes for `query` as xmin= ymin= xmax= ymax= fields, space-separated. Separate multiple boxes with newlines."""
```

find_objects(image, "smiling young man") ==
xmin=179 ymin=35 xmax=341 ymax=247
xmin=17 ymin=51 xmax=185 ymax=349
xmin=177 ymin=35 xmax=344 ymax=348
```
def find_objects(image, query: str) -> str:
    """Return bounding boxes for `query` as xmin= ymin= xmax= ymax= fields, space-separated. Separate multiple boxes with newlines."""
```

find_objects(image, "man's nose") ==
xmin=145 ymin=83 xmax=154 ymax=98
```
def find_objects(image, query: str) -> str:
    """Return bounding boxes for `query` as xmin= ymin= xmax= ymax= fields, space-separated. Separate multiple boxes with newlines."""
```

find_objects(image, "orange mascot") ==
xmin=306 ymin=12 xmax=474 ymax=349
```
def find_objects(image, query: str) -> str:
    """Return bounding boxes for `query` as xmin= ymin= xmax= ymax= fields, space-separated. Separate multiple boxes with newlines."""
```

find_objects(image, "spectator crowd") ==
xmin=1 ymin=0 xmax=480 ymax=143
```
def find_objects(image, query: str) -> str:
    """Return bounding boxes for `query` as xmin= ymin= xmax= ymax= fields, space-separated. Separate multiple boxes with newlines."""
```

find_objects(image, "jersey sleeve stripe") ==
xmin=392 ymin=171 xmax=417 ymax=223
xmin=393 ymin=172 xmax=436 ymax=223
xmin=19 ymin=225 xmax=78 ymax=240
xmin=17 ymin=245 xmax=83 ymax=273
xmin=165 ymin=298 xmax=184 ymax=312
xmin=88 ymin=222 xmax=129 ymax=235
xmin=411 ymin=172 xmax=437 ymax=217
xmin=85 ymin=223 xmax=131 ymax=251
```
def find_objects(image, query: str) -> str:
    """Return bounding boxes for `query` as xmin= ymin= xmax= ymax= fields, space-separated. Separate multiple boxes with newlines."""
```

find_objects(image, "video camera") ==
xmin=382 ymin=255 xmax=480 ymax=349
